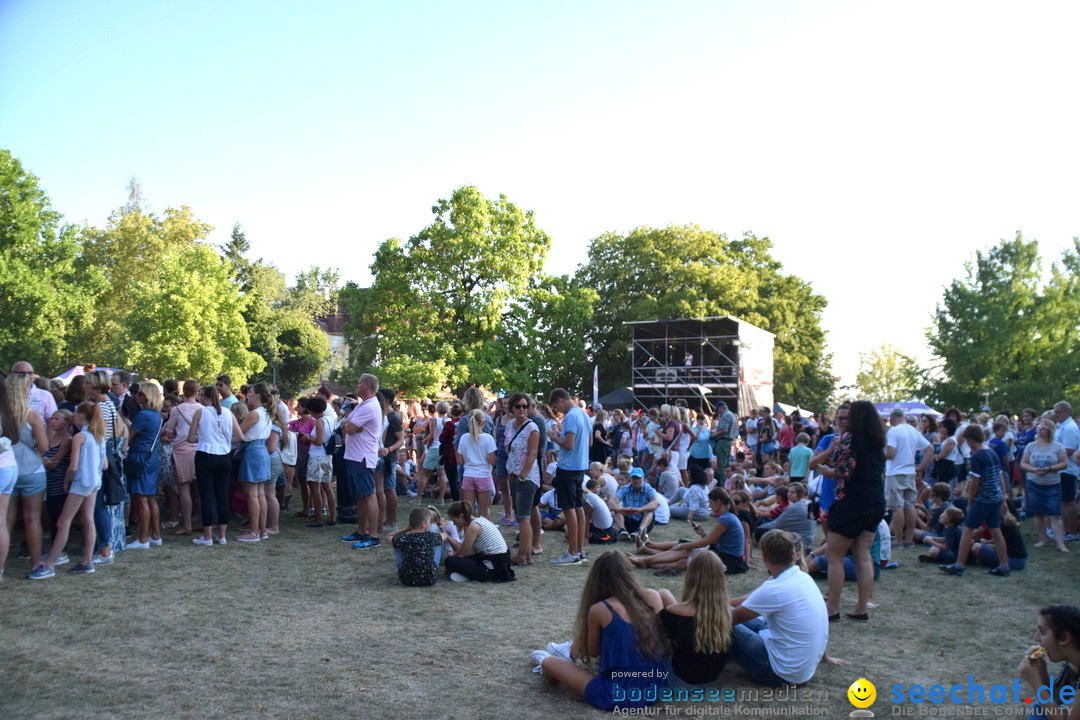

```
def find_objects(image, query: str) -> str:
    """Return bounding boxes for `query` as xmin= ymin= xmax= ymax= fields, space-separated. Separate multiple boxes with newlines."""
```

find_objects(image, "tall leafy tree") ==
xmin=855 ymin=343 xmax=921 ymax=402
xmin=0 ymin=150 xmax=103 ymax=374
xmin=352 ymin=186 xmax=551 ymax=396
xmin=927 ymin=233 xmax=1080 ymax=411
xmin=577 ymin=226 xmax=834 ymax=409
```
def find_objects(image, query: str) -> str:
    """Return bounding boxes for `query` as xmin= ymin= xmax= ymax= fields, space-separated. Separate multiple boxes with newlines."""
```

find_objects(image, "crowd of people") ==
xmin=1 ymin=360 xmax=1077 ymax=715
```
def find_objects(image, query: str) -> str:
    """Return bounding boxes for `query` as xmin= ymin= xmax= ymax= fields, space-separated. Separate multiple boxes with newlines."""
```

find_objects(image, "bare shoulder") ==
xmin=663 ymin=600 xmax=696 ymax=617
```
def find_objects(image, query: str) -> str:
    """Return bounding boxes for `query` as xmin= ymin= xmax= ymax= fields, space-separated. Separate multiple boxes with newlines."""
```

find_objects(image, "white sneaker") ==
xmin=546 ymin=641 xmax=572 ymax=660
xmin=127 ymin=540 xmax=150 ymax=550
xmin=449 ymin=572 xmax=469 ymax=582
xmin=192 ymin=537 xmax=213 ymax=547
xmin=550 ymin=551 xmax=582 ymax=565
xmin=531 ymin=650 xmax=552 ymax=673
xmin=214 ymin=537 xmax=227 ymax=545
xmin=148 ymin=538 xmax=163 ymax=546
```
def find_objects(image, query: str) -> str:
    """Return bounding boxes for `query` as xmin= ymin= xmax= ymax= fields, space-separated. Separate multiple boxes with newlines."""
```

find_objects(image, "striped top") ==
xmin=469 ymin=516 xmax=508 ymax=556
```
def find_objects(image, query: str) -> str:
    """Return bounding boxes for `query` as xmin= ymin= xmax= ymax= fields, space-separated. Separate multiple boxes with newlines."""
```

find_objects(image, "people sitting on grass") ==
xmin=443 ymin=500 xmax=515 ymax=583
xmin=388 ymin=507 xmax=446 ymax=587
xmin=626 ymin=487 xmax=747 ymax=576
xmin=911 ymin=482 xmax=955 ymax=545
xmin=754 ymin=481 xmax=814 ymax=551
xmin=614 ymin=467 xmax=660 ymax=541
xmin=970 ymin=510 xmax=1027 ymax=571
xmin=660 ymin=551 xmax=733 ymax=687
xmin=729 ymin=530 xmax=828 ymax=686
xmin=583 ymin=479 xmax=616 ymax=544
xmin=918 ymin=507 xmax=964 ymax=565
xmin=531 ymin=550 xmax=667 ymax=712
xmin=668 ymin=464 xmax=712 ymax=521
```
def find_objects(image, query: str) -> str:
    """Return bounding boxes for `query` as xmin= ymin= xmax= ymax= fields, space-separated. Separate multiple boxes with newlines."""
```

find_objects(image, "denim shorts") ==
xmin=0 ymin=464 xmax=17 ymax=495
xmin=14 ymin=469 xmax=46 ymax=497
xmin=381 ymin=454 xmax=396 ymax=491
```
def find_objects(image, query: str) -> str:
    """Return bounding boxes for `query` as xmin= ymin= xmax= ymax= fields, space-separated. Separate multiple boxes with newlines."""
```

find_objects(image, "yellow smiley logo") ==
xmin=848 ymin=678 xmax=876 ymax=708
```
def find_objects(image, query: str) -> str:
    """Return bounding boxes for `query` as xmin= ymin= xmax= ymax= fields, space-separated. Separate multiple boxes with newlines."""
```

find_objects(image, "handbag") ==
xmin=102 ymin=437 xmax=126 ymax=506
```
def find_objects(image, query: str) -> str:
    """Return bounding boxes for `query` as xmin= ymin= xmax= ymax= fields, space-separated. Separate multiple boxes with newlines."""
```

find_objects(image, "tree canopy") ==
xmin=855 ymin=343 xmax=921 ymax=403
xmin=927 ymin=232 xmax=1080 ymax=412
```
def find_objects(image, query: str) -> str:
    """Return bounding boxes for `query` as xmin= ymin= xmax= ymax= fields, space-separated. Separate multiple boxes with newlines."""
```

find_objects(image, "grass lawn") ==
xmin=1 ymin=503 xmax=1076 ymax=720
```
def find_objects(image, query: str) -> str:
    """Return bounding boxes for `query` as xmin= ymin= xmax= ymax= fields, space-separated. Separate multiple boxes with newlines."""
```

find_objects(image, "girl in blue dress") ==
xmin=532 ymin=551 xmax=668 ymax=711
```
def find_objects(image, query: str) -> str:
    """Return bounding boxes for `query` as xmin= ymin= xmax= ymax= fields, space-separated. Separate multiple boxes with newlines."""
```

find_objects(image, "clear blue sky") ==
xmin=3 ymin=0 xmax=1079 ymax=385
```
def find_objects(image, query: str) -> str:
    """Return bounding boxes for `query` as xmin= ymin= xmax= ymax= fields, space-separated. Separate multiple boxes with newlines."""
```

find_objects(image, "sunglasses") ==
xmin=513 ymin=403 xmax=528 ymax=409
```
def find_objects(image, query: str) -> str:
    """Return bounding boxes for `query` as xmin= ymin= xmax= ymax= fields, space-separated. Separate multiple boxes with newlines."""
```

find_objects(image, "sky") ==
xmin=2 ymin=0 xmax=1078 ymax=388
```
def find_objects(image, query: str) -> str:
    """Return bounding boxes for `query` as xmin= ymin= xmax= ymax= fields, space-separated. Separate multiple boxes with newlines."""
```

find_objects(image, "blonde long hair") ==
xmin=681 ymin=552 xmax=732 ymax=654
xmin=76 ymin=401 xmax=106 ymax=443
xmin=5 ymin=373 xmax=31 ymax=427
xmin=467 ymin=408 xmax=485 ymax=444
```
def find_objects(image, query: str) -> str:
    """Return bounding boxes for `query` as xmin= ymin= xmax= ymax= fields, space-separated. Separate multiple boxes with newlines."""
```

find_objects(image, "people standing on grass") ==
xmin=506 ymin=392 xmax=542 ymax=566
xmin=339 ymin=373 xmax=383 ymax=549
xmin=6 ymin=373 xmax=48 ymax=570
xmin=235 ymin=383 xmax=274 ymax=542
xmin=163 ymin=380 xmax=201 ymax=536
xmin=457 ymin=408 xmax=496 ymax=523
xmin=28 ymin=401 xmax=107 ymax=579
xmin=377 ymin=388 xmax=404 ymax=533
xmin=188 ymin=384 xmax=242 ymax=546
xmin=548 ymin=388 xmax=589 ymax=565
xmin=0 ymin=379 xmax=21 ymax=583
xmin=124 ymin=382 xmax=163 ymax=549
xmin=811 ymin=399 xmax=884 ymax=622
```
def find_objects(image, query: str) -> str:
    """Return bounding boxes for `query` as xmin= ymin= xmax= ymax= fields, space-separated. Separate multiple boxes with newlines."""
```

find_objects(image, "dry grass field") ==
xmin=1 ymin=504 xmax=1077 ymax=720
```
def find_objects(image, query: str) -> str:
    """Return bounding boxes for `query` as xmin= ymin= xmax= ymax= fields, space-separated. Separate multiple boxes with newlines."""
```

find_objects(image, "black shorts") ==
xmin=827 ymin=498 xmax=884 ymax=540
xmin=553 ymin=468 xmax=585 ymax=509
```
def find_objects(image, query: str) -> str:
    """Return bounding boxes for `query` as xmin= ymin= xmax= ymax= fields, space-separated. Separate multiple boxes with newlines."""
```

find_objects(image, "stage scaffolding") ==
xmin=625 ymin=316 xmax=774 ymax=416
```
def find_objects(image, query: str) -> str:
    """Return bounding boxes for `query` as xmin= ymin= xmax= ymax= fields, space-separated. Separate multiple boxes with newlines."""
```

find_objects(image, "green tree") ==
xmin=349 ymin=186 xmax=551 ymax=396
xmin=0 ymin=150 xmax=103 ymax=374
xmin=577 ymin=226 xmax=834 ymax=409
xmin=123 ymin=243 xmax=263 ymax=381
xmin=927 ymin=232 xmax=1080 ymax=411
xmin=855 ymin=343 xmax=921 ymax=402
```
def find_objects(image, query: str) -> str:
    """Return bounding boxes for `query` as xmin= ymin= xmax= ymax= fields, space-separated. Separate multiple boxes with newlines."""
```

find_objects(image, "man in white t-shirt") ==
xmin=730 ymin=529 xmax=828 ymax=686
xmin=885 ymin=408 xmax=933 ymax=546
xmin=744 ymin=408 xmax=759 ymax=460
xmin=1052 ymin=401 xmax=1080 ymax=536
xmin=12 ymin=361 xmax=55 ymax=420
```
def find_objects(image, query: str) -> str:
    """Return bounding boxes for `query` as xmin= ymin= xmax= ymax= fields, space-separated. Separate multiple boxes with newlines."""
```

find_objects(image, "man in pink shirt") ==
xmin=338 ymin=373 xmax=383 ymax=549
xmin=12 ymin=361 xmax=56 ymax=420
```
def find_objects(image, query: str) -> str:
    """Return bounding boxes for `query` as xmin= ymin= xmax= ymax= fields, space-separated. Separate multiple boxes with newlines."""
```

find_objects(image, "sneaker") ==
xmin=546 ymin=641 xmax=573 ymax=660
xmin=550 ymin=552 xmax=582 ymax=565
xmin=939 ymin=563 xmax=965 ymax=576
xmin=148 ymin=538 xmax=163 ymax=546
xmin=92 ymin=553 xmax=114 ymax=565
xmin=1047 ymin=528 xmax=1056 ymax=539
xmin=235 ymin=534 xmax=261 ymax=543
xmin=531 ymin=649 xmax=552 ymax=672
xmin=54 ymin=553 xmax=70 ymax=567
xmin=382 ymin=524 xmax=398 ymax=533
xmin=498 ymin=518 xmax=519 ymax=527
xmin=192 ymin=537 xmax=213 ymax=547
xmin=578 ymin=552 xmax=587 ymax=562
xmin=69 ymin=563 xmax=95 ymax=574
xmin=1066 ymin=534 xmax=1080 ymax=542
xmin=352 ymin=538 xmax=380 ymax=549
xmin=987 ymin=566 xmax=1012 ymax=576
xmin=619 ymin=530 xmax=630 ymax=541
xmin=27 ymin=564 xmax=55 ymax=580
xmin=340 ymin=532 xmax=365 ymax=542
xmin=128 ymin=540 xmax=150 ymax=550
xmin=883 ymin=561 xmax=899 ymax=569
xmin=214 ymin=537 xmax=227 ymax=545
xmin=449 ymin=572 xmax=470 ymax=582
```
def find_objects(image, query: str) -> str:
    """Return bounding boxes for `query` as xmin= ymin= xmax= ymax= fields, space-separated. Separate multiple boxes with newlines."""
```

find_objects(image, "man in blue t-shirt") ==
xmin=547 ymin=389 xmax=589 ymax=565
xmin=940 ymin=425 xmax=1012 ymax=577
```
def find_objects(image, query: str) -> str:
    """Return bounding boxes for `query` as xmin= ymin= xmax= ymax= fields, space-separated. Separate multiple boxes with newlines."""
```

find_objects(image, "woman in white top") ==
xmin=164 ymin=380 xmax=202 ymax=535
xmin=457 ymin=409 xmax=496 ymax=521
xmin=443 ymin=500 xmax=514 ymax=582
xmin=187 ymin=385 xmax=242 ymax=546
xmin=5 ymin=373 xmax=47 ymax=569
xmin=506 ymin=392 xmax=541 ymax=565
xmin=236 ymin=383 xmax=273 ymax=542
xmin=0 ymin=380 xmax=21 ymax=582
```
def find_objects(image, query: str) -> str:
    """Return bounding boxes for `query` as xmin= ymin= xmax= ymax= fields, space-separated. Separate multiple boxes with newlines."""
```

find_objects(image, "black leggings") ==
xmin=195 ymin=451 xmax=231 ymax=527
xmin=445 ymin=553 xmax=514 ymax=582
